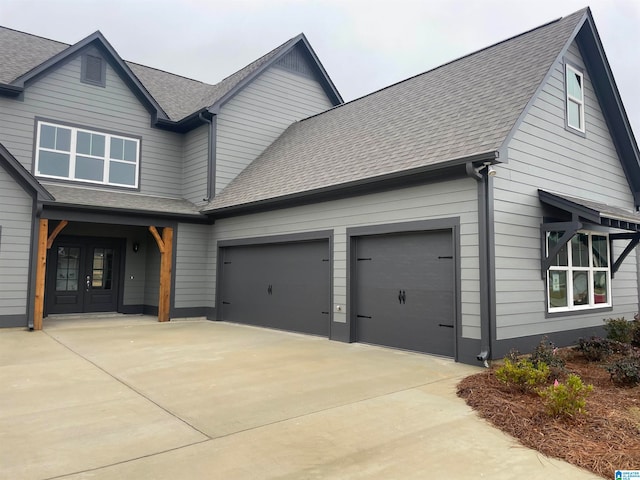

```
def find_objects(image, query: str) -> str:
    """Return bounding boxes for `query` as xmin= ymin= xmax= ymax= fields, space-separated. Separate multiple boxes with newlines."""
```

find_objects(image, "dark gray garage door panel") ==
xmin=220 ymin=240 xmax=330 ymax=336
xmin=355 ymin=230 xmax=454 ymax=357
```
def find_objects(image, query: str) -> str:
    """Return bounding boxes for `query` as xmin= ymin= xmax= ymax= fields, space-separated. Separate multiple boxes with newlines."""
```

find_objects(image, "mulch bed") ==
xmin=457 ymin=349 xmax=640 ymax=479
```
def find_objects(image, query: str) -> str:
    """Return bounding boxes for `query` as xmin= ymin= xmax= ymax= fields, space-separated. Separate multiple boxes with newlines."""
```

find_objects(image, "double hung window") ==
xmin=35 ymin=121 xmax=139 ymax=188
xmin=547 ymin=231 xmax=610 ymax=312
xmin=566 ymin=64 xmax=585 ymax=132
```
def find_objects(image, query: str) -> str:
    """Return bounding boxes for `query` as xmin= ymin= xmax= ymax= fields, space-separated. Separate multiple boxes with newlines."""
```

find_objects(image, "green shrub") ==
xmin=604 ymin=317 xmax=634 ymax=344
xmin=538 ymin=374 xmax=593 ymax=418
xmin=531 ymin=337 xmax=565 ymax=373
xmin=495 ymin=358 xmax=550 ymax=392
xmin=632 ymin=314 xmax=640 ymax=348
xmin=575 ymin=336 xmax=614 ymax=362
xmin=606 ymin=355 xmax=640 ymax=386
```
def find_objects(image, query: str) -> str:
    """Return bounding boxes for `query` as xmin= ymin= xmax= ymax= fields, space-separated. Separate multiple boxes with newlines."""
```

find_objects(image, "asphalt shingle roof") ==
xmin=203 ymin=9 xmax=587 ymax=212
xmin=43 ymin=183 xmax=203 ymax=217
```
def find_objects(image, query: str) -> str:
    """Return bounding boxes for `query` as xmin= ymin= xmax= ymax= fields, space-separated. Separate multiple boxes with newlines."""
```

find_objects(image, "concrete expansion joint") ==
xmin=43 ymin=330 xmax=212 ymax=440
xmin=42 ymin=439 xmax=212 ymax=480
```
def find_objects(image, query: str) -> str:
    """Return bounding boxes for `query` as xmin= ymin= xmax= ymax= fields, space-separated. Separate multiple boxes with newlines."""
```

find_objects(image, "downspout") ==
xmin=466 ymin=161 xmax=495 ymax=367
xmin=198 ymin=111 xmax=214 ymax=202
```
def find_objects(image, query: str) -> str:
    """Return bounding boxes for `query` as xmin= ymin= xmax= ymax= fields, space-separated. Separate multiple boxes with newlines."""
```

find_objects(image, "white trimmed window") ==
xmin=35 ymin=122 xmax=139 ymax=188
xmin=547 ymin=231 xmax=611 ymax=312
xmin=566 ymin=64 xmax=585 ymax=132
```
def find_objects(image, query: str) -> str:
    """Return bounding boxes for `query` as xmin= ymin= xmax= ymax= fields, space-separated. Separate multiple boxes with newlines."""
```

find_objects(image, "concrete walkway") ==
xmin=0 ymin=316 xmax=600 ymax=479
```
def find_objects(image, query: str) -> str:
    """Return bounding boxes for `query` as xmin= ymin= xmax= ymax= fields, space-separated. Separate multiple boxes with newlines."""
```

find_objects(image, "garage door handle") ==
xmin=439 ymin=323 xmax=454 ymax=328
xmin=398 ymin=290 xmax=406 ymax=304
xmin=357 ymin=314 xmax=372 ymax=319
xmin=267 ymin=284 xmax=273 ymax=295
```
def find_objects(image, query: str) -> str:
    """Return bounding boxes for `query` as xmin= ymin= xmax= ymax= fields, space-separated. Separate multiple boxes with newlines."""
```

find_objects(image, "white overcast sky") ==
xmin=2 ymin=0 xmax=639 ymax=136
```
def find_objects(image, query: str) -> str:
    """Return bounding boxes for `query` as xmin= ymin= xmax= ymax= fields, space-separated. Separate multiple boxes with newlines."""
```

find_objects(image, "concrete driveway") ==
xmin=1 ymin=316 xmax=599 ymax=479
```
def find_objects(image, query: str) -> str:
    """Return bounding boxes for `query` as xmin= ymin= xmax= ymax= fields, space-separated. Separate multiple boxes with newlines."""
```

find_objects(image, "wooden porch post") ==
xmin=33 ymin=219 xmax=68 ymax=330
xmin=33 ymin=219 xmax=48 ymax=330
xmin=149 ymin=226 xmax=173 ymax=322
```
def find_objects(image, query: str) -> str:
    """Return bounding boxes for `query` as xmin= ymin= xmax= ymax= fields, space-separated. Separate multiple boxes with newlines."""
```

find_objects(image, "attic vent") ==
xmin=81 ymin=53 xmax=106 ymax=87
xmin=275 ymin=46 xmax=314 ymax=79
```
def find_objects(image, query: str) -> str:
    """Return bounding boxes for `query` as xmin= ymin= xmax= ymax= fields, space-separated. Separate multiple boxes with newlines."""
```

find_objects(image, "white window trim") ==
xmin=565 ymin=63 xmax=585 ymax=133
xmin=547 ymin=230 xmax=611 ymax=313
xmin=35 ymin=121 xmax=140 ymax=188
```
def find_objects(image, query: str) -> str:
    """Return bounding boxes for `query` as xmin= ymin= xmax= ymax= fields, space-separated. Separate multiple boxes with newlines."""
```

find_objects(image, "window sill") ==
xmin=545 ymin=305 xmax=613 ymax=319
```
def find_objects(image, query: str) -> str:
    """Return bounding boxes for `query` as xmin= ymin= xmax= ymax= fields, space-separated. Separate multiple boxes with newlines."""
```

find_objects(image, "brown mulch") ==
xmin=457 ymin=349 xmax=640 ymax=479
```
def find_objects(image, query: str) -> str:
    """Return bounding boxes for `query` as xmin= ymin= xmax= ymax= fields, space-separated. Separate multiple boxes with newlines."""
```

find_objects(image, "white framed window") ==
xmin=547 ymin=231 xmax=611 ymax=312
xmin=565 ymin=64 xmax=585 ymax=132
xmin=35 ymin=121 xmax=140 ymax=188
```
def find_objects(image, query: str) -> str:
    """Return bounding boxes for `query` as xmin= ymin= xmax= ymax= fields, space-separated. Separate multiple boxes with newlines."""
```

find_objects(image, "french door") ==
xmin=46 ymin=236 xmax=121 ymax=314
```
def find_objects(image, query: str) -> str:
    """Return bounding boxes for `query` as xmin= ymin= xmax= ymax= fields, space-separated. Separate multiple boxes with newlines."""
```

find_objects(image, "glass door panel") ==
xmin=55 ymin=246 xmax=80 ymax=292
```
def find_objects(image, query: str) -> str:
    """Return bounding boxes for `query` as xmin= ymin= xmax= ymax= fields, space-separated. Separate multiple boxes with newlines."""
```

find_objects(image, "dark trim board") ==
xmin=217 ymin=230 xmax=334 ymax=248
xmin=171 ymin=306 xmax=212 ymax=318
xmin=0 ymin=314 xmax=28 ymax=328
xmin=347 ymin=218 xmax=462 ymax=360
xmin=492 ymin=325 xmax=607 ymax=359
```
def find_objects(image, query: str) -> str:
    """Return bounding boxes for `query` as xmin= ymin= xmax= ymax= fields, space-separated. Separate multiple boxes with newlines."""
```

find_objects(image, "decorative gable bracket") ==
xmin=540 ymin=219 xmax=582 ymax=278
xmin=609 ymin=232 xmax=640 ymax=279
xmin=540 ymin=219 xmax=640 ymax=279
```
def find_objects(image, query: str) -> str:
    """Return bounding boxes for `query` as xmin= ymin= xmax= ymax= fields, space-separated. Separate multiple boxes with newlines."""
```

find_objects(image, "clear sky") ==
xmin=2 ymin=0 xmax=638 ymax=136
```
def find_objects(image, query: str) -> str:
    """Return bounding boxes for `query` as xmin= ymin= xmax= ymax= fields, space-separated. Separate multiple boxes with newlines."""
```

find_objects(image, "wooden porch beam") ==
xmin=148 ymin=226 xmax=165 ymax=253
xmin=46 ymin=220 xmax=68 ymax=249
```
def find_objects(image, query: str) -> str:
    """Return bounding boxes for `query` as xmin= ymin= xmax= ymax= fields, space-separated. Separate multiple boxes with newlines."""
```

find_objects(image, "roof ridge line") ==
xmin=297 ymin=13 xmax=579 ymax=125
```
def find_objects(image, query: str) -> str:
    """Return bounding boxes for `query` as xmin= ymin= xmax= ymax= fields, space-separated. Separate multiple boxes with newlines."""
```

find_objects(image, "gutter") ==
xmin=466 ymin=158 xmax=498 ymax=367
xmin=198 ymin=111 xmax=215 ymax=202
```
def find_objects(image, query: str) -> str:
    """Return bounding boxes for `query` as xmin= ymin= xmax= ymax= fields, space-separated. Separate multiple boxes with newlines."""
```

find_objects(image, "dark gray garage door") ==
xmin=219 ymin=240 xmax=331 ymax=336
xmin=354 ymin=230 xmax=455 ymax=357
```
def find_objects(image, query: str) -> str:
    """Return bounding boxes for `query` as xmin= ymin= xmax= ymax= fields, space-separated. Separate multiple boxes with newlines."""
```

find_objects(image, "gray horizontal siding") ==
xmin=209 ymin=179 xmax=481 ymax=339
xmin=215 ymin=66 xmax=334 ymax=194
xmin=182 ymin=124 xmax=209 ymax=204
xmin=494 ymin=40 xmax=638 ymax=340
xmin=0 ymin=54 xmax=183 ymax=198
xmin=174 ymin=223 xmax=212 ymax=309
xmin=0 ymin=166 xmax=33 ymax=319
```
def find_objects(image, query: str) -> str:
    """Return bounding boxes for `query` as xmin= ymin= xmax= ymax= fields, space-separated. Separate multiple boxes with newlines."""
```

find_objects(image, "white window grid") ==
xmin=566 ymin=64 xmax=585 ymax=132
xmin=547 ymin=231 xmax=611 ymax=312
xmin=35 ymin=121 xmax=139 ymax=188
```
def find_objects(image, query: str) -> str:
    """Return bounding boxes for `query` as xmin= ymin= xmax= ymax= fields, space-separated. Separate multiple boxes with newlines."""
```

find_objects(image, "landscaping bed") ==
xmin=457 ymin=324 xmax=640 ymax=479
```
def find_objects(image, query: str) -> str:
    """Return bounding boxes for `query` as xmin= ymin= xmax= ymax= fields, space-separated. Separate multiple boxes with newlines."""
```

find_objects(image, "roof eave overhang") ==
xmin=576 ymin=11 xmax=640 ymax=208
xmin=204 ymin=150 xmax=499 ymax=219
xmin=0 ymin=142 xmax=54 ymax=200
xmin=0 ymin=83 xmax=23 ymax=97
xmin=41 ymin=201 xmax=211 ymax=223
xmin=155 ymin=109 xmax=212 ymax=133
xmin=538 ymin=189 xmax=600 ymax=223
xmin=539 ymin=189 xmax=640 ymax=231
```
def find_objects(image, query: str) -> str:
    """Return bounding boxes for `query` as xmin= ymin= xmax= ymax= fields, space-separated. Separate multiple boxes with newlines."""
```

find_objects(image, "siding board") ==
xmin=216 ymin=66 xmax=334 ymax=194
